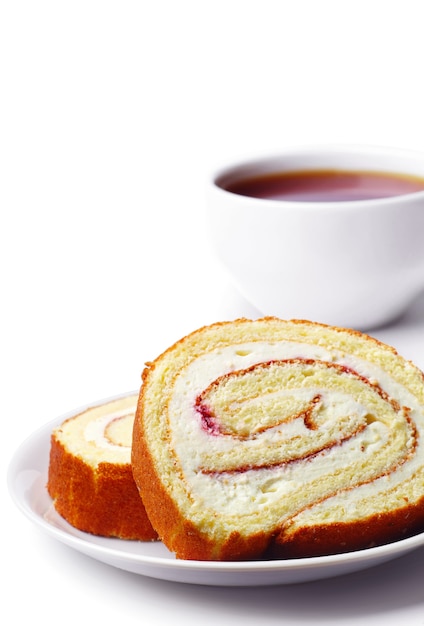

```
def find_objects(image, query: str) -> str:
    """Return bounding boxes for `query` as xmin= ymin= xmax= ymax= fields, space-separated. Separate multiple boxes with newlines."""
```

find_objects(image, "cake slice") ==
xmin=47 ymin=393 xmax=158 ymax=540
xmin=131 ymin=317 xmax=424 ymax=560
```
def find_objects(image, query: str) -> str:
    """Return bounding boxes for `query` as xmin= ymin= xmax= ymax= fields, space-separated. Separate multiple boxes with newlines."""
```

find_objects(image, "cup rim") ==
xmin=210 ymin=143 xmax=424 ymax=209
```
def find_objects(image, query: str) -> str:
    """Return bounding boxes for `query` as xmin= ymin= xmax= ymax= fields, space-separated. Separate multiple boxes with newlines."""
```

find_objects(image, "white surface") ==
xmin=9 ymin=394 xmax=424 ymax=587
xmin=2 ymin=1 xmax=424 ymax=624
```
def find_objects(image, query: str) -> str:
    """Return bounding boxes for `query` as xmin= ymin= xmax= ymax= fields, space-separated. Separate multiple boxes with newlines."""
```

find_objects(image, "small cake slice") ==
xmin=132 ymin=317 xmax=424 ymax=560
xmin=48 ymin=393 xmax=158 ymax=540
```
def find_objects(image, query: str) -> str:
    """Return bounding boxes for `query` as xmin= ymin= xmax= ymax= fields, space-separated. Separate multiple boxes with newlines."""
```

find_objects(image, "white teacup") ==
xmin=206 ymin=145 xmax=424 ymax=329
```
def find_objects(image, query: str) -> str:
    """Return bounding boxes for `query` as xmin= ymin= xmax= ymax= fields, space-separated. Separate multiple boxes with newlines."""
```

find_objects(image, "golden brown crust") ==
xmin=48 ymin=434 xmax=158 ymax=540
xmin=271 ymin=499 xmax=424 ymax=558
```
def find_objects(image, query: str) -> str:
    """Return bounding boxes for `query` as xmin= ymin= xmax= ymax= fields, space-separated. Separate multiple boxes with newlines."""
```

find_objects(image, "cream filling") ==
xmin=55 ymin=396 xmax=137 ymax=466
xmin=166 ymin=341 xmax=424 ymax=524
xmin=84 ymin=409 xmax=133 ymax=451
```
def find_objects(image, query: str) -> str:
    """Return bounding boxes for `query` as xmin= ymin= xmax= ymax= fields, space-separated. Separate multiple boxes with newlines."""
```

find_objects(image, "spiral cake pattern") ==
xmin=48 ymin=394 xmax=158 ymax=540
xmin=132 ymin=318 xmax=424 ymax=560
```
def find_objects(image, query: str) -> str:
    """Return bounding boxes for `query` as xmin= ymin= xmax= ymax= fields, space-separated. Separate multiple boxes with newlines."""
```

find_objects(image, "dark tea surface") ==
xmin=224 ymin=169 xmax=424 ymax=202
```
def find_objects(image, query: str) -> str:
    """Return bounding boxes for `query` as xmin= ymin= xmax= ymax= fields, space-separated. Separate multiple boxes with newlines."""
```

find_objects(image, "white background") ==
xmin=2 ymin=1 xmax=424 ymax=624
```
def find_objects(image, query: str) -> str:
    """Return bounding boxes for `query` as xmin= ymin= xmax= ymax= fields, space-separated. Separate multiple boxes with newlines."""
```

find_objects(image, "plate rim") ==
xmin=7 ymin=390 xmax=424 ymax=583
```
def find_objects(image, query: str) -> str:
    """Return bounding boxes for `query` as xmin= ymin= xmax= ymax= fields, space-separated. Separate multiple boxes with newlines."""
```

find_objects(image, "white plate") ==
xmin=7 ymin=392 xmax=424 ymax=587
